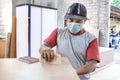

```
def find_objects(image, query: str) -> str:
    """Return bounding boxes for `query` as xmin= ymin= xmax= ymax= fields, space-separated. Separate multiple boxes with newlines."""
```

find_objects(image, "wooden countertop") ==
xmin=0 ymin=58 xmax=80 ymax=80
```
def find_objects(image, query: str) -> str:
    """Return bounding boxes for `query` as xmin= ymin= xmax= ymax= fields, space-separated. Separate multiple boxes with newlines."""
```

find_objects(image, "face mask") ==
xmin=67 ymin=22 xmax=84 ymax=34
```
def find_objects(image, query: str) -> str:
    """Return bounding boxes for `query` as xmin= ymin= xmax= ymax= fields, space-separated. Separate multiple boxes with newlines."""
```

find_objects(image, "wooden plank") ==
xmin=91 ymin=64 xmax=120 ymax=80
xmin=9 ymin=16 xmax=16 ymax=58
xmin=4 ymin=33 xmax=11 ymax=58
xmin=97 ymin=47 xmax=114 ymax=67
xmin=0 ymin=39 xmax=6 ymax=58
xmin=0 ymin=58 xmax=80 ymax=80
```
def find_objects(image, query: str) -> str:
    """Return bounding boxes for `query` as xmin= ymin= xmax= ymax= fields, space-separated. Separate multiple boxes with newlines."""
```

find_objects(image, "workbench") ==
xmin=0 ymin=58 xmax=80 ymax=80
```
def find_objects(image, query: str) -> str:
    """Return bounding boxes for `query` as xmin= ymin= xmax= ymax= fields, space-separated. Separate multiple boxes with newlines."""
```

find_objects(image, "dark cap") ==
xmin=64 ymin=3 xmax=87 ymax=20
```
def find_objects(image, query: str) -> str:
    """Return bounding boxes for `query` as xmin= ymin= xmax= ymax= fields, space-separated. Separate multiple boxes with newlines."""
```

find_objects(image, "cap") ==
xmin=64 ymin=3 xmax=87 ymax=20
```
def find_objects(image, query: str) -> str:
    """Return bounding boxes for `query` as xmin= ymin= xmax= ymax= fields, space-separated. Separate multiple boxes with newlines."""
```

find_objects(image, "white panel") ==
xmin=30 ymin=6 xmax=41 ymax=58
xmin=16 ymin=6 xmax=29 ymax=58
xmin=42 ymin=8 xmax=57 ymax=44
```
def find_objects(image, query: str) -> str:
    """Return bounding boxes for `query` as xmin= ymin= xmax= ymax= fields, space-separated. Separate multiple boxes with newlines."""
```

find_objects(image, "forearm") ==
xmin=76 ymin=60 xmax=97 ymax=75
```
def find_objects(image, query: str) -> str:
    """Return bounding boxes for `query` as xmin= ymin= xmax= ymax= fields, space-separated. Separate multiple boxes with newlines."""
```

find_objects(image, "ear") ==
xmin=64 ymin=19 xmax=67 ymax=27
xmin=84 ymin=18 xmax=89 ymax=23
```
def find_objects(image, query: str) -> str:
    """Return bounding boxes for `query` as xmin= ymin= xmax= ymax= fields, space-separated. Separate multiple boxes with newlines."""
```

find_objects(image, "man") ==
xmin=39 ymin=3 xmax=100 ymax=80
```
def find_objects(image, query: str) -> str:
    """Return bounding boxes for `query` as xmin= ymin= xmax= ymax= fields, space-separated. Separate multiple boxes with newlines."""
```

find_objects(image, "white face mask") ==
xmin=67 ymin=22 xmax=84 ymax=34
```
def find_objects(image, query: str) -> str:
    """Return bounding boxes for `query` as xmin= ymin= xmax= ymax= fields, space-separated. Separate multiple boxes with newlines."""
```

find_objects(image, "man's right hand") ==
xmin=39 ymin=44 xmax=55 ymax=62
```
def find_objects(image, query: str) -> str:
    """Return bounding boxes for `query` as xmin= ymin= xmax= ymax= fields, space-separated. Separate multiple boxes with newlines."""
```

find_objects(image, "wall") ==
xmin=34 ymin=0 xmax=57 ymax=8
xmin=0 ymin=0 xmax=12 ymax=37
xmin=12 ymin=0 xmax=30 ymax=16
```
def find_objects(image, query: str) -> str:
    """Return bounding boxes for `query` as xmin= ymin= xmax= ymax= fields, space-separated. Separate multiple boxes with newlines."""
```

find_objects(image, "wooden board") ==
xmin=91 ymin=64 xmax=120 ymax=80
xmin=9 ymin=16 xmax=16 ymax=58
xmin=0 ymin=39 xmax=6 ymax=58
xmin=18 ymin=56 xmax=39 ymax=64
xmin=0 ymin=58 xmax=80 ymax=80
xmin=97 ymin=47 xmax=114 ymax=67
xmin=4 ymin=33 xmax=11 ymax=58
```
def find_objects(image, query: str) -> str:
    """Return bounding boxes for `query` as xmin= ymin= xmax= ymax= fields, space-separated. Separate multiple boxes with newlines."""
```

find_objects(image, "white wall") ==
xmin=0 ymin=0 xmax=12 ymax=37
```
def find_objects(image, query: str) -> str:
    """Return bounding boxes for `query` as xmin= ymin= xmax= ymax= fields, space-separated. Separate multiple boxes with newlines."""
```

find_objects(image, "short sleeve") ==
xmin=86 ymin=38 xmax=100 ymax=62
xmin=44 ymin=28 xmax=58 ymax=48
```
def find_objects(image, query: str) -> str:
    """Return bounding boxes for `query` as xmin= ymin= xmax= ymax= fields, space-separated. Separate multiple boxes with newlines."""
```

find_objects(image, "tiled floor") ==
xmin=91 ymin=45 xmax=120 ymax=80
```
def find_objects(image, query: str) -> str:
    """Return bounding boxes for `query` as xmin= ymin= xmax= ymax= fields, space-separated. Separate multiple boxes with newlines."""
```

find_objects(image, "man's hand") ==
xmin=39 ymin=44 xmax=55 ymax=62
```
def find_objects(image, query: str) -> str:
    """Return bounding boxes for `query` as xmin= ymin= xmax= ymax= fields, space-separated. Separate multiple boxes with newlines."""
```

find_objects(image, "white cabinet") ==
xmin=16 ymin=4 xmax=57 ymax=58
